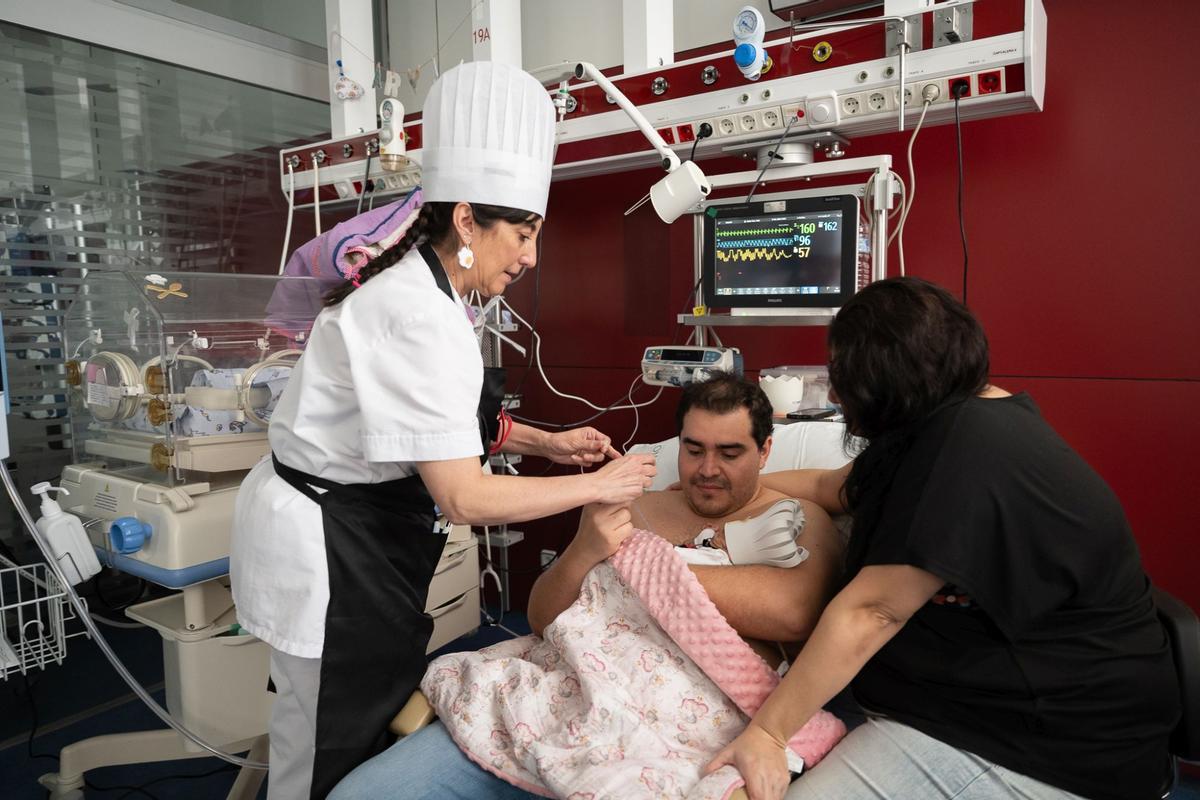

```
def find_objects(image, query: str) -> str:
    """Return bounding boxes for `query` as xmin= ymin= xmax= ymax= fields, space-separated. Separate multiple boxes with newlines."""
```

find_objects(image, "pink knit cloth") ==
xmin=611 ymin=530 xmax=846 ymax=766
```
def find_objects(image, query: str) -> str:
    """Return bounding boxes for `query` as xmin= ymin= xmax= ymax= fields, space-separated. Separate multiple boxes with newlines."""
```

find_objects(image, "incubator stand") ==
xmin=38 ymin=270 xmax=323 ymax=799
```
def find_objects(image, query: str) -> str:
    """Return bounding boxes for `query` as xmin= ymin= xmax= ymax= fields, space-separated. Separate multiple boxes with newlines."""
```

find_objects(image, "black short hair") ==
xmin=828 ymin=277 xmax=989 ymax=440
xmin=674 ymin=373 xmax=773 ymax=449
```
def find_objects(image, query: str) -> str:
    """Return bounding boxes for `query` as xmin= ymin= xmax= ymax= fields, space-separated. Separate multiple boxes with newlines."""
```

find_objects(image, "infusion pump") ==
xmin=641 ymin=346 xmax=743 ymax=387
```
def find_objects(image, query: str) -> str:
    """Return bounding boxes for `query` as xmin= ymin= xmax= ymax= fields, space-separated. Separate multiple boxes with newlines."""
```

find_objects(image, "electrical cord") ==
xmin=952 ymin=91 xmax=970 ymax=304
xmin=17 ymin=673 xmax=57 ymax=762
xmin=745 ymin=111 xmax=803 ymax=203
xmin=105 ymin=761 xmax=239 ymax=800
xmin=896 ymin=97 xmax=933 ymax=277
xmin=688 ymin=122 xmax=713 ymax=163
xmin=277 ymin=163 xmax=295 ymax=275
xmin=355 ymin=152 xmax=373 ymax=217
xmin=500 ymin=300 xmax=662 ymax=415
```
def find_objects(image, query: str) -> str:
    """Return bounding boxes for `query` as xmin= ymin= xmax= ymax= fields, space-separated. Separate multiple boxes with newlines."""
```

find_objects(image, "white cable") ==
xmin=620 ymin=373 xmax=664 ymax=454
xmin=312 ymin=156 xmax=322 ymax=237
xmin=895 ymin=99 xmax=932 ymax=277
xmin=278 ymin=163 xmax=295 ymax=275
xmin=0 ymin=465 xmax=267 ymax=770
xmin=499 ymin=298 xmax=662 ymax=414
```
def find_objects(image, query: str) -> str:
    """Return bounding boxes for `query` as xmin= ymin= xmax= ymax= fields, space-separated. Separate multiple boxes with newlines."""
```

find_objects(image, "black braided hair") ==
xmin=322 ymin=201 xmax=542 ymax=307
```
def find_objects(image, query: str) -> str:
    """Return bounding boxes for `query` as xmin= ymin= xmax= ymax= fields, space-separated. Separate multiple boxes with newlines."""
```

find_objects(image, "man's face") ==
xmin=678 ymin=407 xmax=770 ymax=518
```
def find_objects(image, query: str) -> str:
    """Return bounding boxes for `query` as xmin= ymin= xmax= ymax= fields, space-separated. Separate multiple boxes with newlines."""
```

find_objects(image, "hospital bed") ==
xmin=390 ymin=419 xmax=855 ymax=798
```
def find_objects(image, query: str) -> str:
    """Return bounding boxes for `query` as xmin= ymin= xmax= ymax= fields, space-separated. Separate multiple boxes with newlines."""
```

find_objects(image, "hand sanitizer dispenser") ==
xmin=31 ymin=482 xmax=102 ymax=586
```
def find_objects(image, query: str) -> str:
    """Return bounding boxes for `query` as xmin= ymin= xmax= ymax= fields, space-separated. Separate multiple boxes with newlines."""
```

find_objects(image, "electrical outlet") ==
xmin=975 ymin=69 xmax=1004 ymax=95
xmin=841 ymin=94 xmax=862 ymax=116
xmin=539 ymin=549 xmax=557 ymax=568
xmin=760 ymin=107 xmax=782 ymax=129
xmin=921 ymin=81 xmax=945 ymax=104
xmin=714 ymin=115 xmax=737 ymax=137
xmin=780 ymin=103 xmax=804 ymax=125
xmin=948 ymin=75 xmax=973 ymax=99
xmin=866 ymin=90 xmax=892 ymax=113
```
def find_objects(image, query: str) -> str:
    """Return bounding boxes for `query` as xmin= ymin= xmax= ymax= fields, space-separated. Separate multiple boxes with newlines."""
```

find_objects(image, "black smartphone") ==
xmin=787 ymin=408 xmax=836 ymax=420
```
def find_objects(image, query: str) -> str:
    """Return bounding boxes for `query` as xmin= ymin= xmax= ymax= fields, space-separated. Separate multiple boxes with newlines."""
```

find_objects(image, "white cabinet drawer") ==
xmin=426 ymin=587 xmax=479 ymax=654
xmin=425 ymin=539 xmax=478 ymax=612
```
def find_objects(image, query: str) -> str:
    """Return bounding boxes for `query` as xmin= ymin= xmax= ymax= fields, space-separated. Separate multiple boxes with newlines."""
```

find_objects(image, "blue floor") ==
xmin=4 ymin=608 xmax=1198 ymax=799
xmin=1 ymin=609 xmax=529 ymax=799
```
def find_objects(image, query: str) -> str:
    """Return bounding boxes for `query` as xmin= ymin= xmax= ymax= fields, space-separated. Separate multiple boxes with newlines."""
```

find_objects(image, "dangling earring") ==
xmin=457 ymin=243 xmax=474 ymax=269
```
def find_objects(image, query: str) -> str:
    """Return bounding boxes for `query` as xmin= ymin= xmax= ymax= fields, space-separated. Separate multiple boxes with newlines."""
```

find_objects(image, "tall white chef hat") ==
xmin=420 ymin=61 xmax=556 ymax=218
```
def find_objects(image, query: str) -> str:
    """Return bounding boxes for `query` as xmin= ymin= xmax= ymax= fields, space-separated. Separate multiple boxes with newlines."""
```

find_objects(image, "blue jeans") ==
xmin=328 ymin=720 xmax=539 ymax=800
xmin=785 ymin=717 xmax=1087 ymax=800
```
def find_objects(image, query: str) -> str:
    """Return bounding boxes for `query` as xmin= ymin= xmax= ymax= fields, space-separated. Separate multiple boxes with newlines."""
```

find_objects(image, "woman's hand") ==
xmin=591 ymin=453 xmax=656 ymax=505
xmin=543 ymin=427 xmax=622 ymax=465
xmin=572 ymin=503 xmax=635 ymax=564
xmin=704 ymin=724 xmax=791 ymax=800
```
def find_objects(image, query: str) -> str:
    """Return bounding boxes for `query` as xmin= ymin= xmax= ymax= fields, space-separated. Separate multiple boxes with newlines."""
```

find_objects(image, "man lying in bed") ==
xmin=329 ymin=374 xmax=844 ymax=800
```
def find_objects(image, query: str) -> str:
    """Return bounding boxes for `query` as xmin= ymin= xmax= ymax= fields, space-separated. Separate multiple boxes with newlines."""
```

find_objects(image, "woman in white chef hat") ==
xmin=230 ymin=61 xmax=656 ymax=799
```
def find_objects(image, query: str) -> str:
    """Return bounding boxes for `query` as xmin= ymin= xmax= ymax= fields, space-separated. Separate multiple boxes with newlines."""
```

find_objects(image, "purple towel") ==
xmin=280 ymin=187 xmax=423 ymax=287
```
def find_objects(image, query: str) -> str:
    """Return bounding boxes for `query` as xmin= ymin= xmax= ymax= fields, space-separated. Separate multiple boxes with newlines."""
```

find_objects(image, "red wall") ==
xmin=499 ymin=0 xmax=1200 ymax=611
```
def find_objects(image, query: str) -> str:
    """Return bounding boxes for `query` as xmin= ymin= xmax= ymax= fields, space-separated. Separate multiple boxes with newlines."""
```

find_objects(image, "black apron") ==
xmin=272 ymin=243 xmax=504 ymax=799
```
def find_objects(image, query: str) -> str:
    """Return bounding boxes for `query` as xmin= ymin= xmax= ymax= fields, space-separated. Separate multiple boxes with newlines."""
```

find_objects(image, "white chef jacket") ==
xmin=231 ymin=247 xmax=484 ymax=658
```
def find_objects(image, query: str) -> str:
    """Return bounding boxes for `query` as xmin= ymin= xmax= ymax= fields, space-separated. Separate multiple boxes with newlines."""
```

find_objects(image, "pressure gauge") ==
xmin=733 ymin=7 xmax=764 ymax=42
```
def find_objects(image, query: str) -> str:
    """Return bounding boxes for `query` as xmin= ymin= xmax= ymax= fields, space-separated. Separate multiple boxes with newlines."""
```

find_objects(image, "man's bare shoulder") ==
xmin=631 ymin=489 xmax=690 ymax=522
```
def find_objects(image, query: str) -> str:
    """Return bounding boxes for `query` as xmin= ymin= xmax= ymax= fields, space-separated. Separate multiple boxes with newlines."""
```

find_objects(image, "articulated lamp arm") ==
xmin=573 ymin=61 xmax=681 ymax=173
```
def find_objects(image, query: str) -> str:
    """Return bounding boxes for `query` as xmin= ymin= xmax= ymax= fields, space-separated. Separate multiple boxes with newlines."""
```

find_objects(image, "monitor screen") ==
xmin=702 ymin=194 xmax=859 ymax=310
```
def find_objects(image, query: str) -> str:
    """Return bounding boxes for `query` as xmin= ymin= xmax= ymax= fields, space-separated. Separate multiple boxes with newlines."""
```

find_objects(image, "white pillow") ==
xmin=629 ymin=421 xmax=854 ymax=492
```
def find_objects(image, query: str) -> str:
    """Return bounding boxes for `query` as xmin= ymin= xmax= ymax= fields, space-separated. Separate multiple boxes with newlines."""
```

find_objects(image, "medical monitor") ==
xmin=702 ymin=194 xmax=859 ymax=312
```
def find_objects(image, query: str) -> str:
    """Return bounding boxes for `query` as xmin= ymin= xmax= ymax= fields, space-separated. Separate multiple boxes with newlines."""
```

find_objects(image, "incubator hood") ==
xmin=62 ymin=269 xmax=323 ymax=486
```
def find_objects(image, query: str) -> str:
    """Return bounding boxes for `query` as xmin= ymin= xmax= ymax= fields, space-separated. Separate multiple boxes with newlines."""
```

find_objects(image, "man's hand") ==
xmin=704 ymin=723 xmax=791 ymax=800
xmin=591 ymin=454 xmax=656 ymax=505
xmin=573 ymin=503 xmax=635 ymax=564
xmin=544 ymin=427 xmax=623 ymax=465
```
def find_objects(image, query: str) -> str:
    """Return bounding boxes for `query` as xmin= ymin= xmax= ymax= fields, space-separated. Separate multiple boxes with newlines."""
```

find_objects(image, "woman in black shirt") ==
xmin=706 ymin=278 xmax=1179 ymax=800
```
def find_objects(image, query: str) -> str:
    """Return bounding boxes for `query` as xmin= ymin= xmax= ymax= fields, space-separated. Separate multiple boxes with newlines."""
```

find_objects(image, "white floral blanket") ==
xmin=421 ymin=530 xmax=846 ymax=799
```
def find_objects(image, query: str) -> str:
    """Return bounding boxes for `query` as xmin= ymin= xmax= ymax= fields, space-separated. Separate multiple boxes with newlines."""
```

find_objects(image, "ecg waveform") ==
xmin=715 ymin=226 xmax=794 ymax=237
xmin=715 ymin=247 xmax=795 ymax=262
xmin=716 ymin=236 xmax=801 ymax=249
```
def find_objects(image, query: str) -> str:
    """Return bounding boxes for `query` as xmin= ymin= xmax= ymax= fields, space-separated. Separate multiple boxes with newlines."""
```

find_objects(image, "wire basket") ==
xmin=0 ymin=562 xmax=85 ymax=679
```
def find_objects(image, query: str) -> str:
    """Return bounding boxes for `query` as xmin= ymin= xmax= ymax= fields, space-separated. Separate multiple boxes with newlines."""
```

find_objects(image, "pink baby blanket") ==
xmin=421 ymin=530 xmax=846 ymax=799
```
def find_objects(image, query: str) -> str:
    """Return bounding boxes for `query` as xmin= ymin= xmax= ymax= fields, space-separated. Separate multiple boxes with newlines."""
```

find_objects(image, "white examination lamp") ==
xmin=573 ymin=62 xmax=711 ymax=223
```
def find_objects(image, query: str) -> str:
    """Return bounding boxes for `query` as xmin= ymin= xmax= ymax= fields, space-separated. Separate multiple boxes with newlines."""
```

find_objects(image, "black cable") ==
xmin=509 ymin=377 xmax=652 ymax=430
xmin=953 ymin=92 xmax=970 ymax=305
xmin=18 ymin=673 xmax=57 ymax=762
xmin=85 ymin=781 xmax=160 ymax=799
xmin=671 ymin=276 xmax=704 ymax=345
xmin=745 ymin=112 xmax=802 ymax=203
xmin=355 ymin=152 xmax=373 ymax=217
xmin=688 ymin=122 xmax=713 ymax=163
xmin=103 ymin=761 xmax=239 ymax=799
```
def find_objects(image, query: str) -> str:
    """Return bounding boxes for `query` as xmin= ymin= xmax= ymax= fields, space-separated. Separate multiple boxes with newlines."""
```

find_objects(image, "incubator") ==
xmin=60 ymin=269 xmax=323 ymax=589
